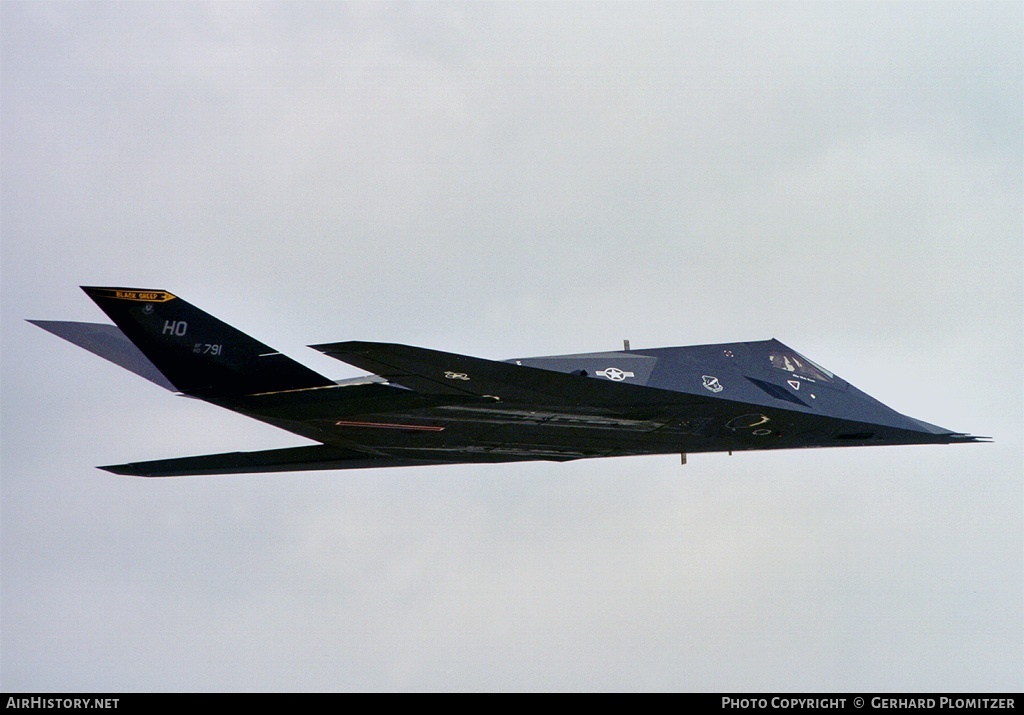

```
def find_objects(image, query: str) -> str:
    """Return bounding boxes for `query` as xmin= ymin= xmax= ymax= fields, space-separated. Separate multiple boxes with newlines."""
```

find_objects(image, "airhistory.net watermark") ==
xmin=6 ymin=699 xmax=118 ymax=710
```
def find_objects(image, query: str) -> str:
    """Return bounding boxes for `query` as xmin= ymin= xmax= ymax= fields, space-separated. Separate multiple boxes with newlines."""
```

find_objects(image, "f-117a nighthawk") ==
xmin=29 ymin=287 xmax=985 ymax=476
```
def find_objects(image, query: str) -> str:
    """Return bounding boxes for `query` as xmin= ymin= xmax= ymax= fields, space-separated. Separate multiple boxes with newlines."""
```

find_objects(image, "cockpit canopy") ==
xmin=768 ymin=348 xmax=835 ymax=383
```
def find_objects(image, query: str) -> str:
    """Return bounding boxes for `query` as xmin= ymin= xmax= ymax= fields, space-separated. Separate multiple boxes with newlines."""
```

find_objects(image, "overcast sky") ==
xmin=2 ymin=1 xmax=1021 ymax=692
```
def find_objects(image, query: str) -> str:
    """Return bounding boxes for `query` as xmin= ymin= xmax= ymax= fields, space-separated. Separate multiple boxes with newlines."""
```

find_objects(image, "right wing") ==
xmin=309 ymin=340 xmax=710 ymax=412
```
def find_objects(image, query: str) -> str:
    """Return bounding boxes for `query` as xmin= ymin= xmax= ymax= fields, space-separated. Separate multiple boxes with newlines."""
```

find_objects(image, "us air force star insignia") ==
xmin=702 ymin=375 xmax=724 ymax=393
xmin=444 ymin=371 xmax=470 ymax=380
xmin=597 ymin=367 xmax=634 ymax=381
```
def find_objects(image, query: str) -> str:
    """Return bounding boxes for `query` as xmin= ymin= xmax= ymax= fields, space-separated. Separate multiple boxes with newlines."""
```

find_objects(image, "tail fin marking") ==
xmin=79 ymin=287 xmax=334 ymax=397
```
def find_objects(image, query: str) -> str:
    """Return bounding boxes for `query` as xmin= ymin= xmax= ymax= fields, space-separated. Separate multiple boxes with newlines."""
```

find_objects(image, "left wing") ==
xmin=100 ymin=444 xmax=561 ymax=477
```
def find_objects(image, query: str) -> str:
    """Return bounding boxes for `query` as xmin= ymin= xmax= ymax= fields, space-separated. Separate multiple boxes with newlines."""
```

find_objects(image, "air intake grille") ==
xmin=746 ymin=377 xmax=808 ymax=406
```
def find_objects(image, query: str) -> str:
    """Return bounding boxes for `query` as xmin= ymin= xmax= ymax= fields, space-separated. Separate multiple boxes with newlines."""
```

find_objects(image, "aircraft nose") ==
xmin=897 ymin=414 xmax=989 ymax=443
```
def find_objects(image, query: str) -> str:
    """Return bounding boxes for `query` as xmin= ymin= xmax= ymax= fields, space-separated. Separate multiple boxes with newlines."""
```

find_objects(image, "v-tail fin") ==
xmin=27 ymin=319 xmax=177 ymax=390
xmin=76 ymin=287 xmax=334 ymax=397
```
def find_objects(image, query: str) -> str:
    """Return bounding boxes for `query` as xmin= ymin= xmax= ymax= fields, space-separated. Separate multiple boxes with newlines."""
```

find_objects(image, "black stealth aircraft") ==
xmin=29 ymin=287 xmax=985 ymax=476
